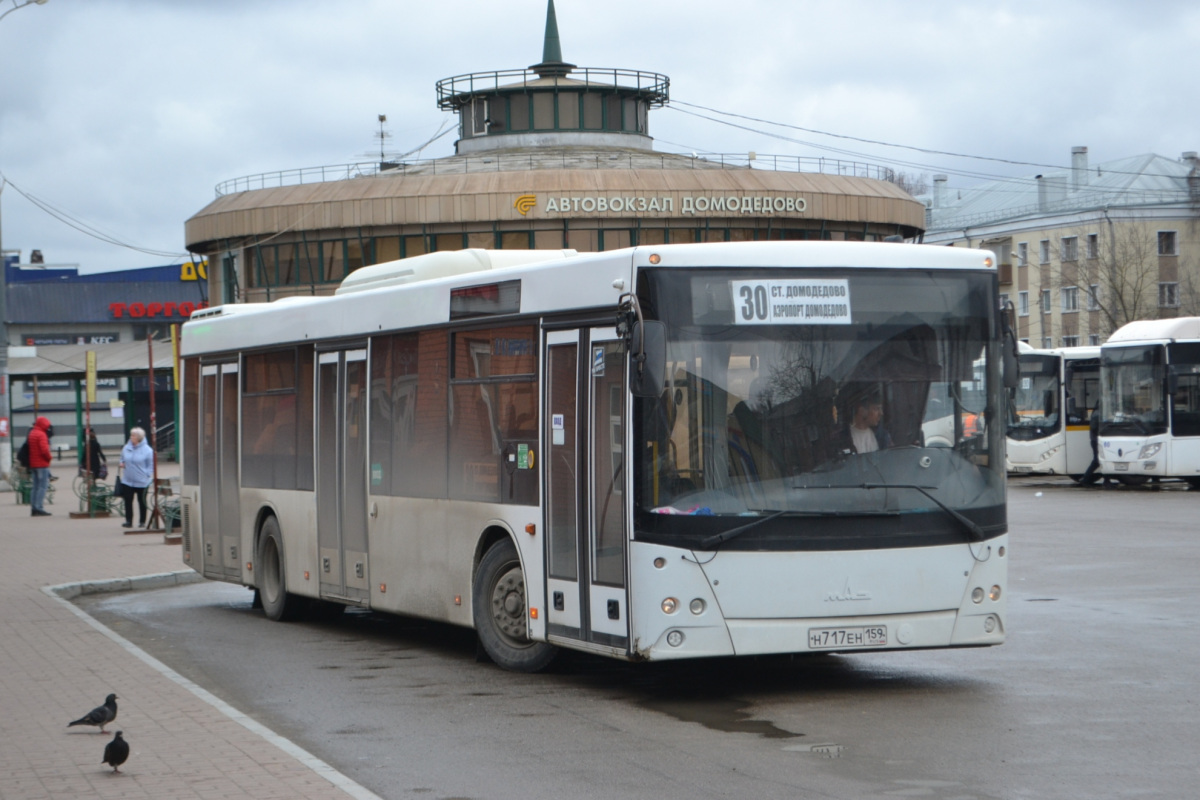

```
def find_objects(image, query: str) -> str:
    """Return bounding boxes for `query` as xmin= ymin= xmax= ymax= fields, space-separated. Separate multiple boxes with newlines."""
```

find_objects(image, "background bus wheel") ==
xmin=257 ymin=516 xmax=304 ymax=622
xmin=473 ymin=539 xmax=557 ymax=672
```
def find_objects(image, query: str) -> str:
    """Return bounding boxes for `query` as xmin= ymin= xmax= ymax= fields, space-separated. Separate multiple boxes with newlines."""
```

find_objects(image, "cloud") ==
xmin=1 ymin=0 xmax=1197 ymax=272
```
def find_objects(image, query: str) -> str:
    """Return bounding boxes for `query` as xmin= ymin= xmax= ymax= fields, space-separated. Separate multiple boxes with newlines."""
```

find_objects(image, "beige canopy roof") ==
xmin=8 ymin=341 xmax=176 ymax=382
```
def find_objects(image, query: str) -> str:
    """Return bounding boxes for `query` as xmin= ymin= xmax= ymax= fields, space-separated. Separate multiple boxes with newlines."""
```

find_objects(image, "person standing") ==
xmin=118 ymin=427 xmax=154 ymax=528
xmin=27 ymin=416 xmax=54 ymax=517
xmin=79 ymin=427 xmax=108 ymax=480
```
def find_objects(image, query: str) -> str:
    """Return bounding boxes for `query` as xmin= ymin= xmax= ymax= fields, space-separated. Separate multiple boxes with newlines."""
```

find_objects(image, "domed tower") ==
xmin=437 ymin=0 xmax=668 ymax=154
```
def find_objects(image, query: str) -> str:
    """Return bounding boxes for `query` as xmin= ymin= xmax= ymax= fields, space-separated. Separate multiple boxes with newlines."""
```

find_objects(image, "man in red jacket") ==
xmin=27 ymin=416 xmax=53 ymax=516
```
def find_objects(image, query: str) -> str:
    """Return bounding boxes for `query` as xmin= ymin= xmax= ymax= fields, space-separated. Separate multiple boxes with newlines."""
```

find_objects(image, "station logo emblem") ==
xmin=514 ymin=194 xmax=537 ymax=216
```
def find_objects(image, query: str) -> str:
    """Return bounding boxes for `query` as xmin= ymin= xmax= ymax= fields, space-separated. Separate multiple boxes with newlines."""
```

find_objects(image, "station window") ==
xmin=557 ymin=92 xmax=579 ymax=128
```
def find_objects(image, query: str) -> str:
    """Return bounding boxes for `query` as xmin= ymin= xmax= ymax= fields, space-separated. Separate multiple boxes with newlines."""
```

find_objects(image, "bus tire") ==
xmin=473 ymin=538 xmax=557 ymax=672
xmin=257 ymin=516 xmax=304 ymax=622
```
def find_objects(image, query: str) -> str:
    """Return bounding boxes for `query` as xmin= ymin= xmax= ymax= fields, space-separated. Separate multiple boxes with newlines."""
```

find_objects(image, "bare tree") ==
xmin=1052 ymin=220 xmax=1167 ymax=340
xmin=881 ymin=169 xmax=930 ymax=197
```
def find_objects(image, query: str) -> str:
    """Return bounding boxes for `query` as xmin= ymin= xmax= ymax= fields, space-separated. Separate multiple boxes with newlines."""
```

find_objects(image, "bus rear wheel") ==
xmin=257 ymin=516 xmax=304 ymax=622
xmin=473 ymin=539 xmax=557 ymax=672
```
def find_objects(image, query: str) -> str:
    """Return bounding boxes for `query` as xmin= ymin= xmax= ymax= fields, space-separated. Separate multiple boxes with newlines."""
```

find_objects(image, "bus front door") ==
xmin=199 ymin=362 xmax=240 ymax=580
xmin=316 ymin=348 xmax=370 ymax=603
xmin=544 ymin=328 xmax=630 ymax=654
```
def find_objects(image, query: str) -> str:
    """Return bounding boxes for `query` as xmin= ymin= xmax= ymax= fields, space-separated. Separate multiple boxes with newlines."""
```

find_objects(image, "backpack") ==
xmin=16 ymin=439 xmax=30 ymax=468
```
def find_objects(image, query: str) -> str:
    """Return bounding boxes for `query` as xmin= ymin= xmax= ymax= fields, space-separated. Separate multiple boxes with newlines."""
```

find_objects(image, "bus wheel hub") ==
xmin=492 ymin=568 xmax=526 ymax=638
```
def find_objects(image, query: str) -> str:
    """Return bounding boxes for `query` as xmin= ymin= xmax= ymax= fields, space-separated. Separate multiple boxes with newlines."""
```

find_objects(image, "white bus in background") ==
xmin=1098 ymin=317 xmax=1200 ymax=488
xmin=178 ymin=242 xmax=1011 ymax=671
xmin=1007 ymin=345 xmax=1102 ymax=480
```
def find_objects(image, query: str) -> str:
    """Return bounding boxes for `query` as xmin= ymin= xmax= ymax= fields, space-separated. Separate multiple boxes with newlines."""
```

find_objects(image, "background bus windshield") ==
xmin=1009 ymin=354 xmax=1060 ymax=440
xmin=635 ymin=268 xmax=1004 ymax=550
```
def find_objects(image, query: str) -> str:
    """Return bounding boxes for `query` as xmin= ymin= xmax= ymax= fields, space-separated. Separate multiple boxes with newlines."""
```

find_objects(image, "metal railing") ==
xmin=214 ymin=152 xmax=899 ymax=197
xmin=435 ymin=66 xmax=670 ymax=109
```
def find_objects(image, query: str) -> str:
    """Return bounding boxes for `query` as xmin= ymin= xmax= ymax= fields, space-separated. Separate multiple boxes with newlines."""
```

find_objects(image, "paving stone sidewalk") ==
xmin=0 ymin=474 xmax=374 ymax=799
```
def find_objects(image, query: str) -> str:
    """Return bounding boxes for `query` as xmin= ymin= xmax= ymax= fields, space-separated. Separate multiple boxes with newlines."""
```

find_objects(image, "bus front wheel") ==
xmin=257 ymin=516 xmax=304 ymax=622
xmin=473 ymin=539 xmax=557 ymax=672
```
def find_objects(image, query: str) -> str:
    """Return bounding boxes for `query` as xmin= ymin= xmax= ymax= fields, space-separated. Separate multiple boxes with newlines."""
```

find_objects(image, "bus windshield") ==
xmin=1101 ymin=345 xmax=1167 ymax=436
xmin=1008 ymin=354 xmax=1061 ymax=441
xmin=634 ymin=267 xmax=1004 ymax=550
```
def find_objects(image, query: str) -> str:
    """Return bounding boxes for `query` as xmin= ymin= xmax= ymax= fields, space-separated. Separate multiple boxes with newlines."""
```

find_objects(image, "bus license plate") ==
xmin=1114 ymin=462 xmax=1129 ymax=471
xmin=808 ymin=626 xmax=887 ymax=650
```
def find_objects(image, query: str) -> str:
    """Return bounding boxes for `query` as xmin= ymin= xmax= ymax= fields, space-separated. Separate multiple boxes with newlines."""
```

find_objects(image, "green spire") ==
xmin=542 ymin=0 xmax=563 ymax=64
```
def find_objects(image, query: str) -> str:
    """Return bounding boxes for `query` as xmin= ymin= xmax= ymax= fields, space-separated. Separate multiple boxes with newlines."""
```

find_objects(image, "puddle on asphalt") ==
xmin=637 ymin=696 xmax=802 ymax=740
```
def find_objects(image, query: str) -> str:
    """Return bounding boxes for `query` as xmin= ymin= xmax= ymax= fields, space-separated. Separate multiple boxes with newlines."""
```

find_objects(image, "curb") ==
xmin=46 ymin=569 xmax=207 ymax=601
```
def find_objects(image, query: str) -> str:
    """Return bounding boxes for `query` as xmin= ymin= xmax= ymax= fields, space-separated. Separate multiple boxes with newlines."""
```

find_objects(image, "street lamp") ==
xmin=0 ymin=0 xmax=49 ymax=24
xmin=0 ymin=0 xmax=49 ymax=488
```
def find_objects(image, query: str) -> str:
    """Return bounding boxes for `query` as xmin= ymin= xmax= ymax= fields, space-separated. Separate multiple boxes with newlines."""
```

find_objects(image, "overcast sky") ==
xmin=2 ymin=0 xmax=1198 ymax=273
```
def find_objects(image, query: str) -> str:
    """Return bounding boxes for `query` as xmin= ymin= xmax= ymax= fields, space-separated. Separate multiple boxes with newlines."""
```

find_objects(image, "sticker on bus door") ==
xmin=731 ymin=279 xmax=852 ymax=325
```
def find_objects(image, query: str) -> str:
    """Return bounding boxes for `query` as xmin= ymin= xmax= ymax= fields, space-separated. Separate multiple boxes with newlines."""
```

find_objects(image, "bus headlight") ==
xmin=661 ymin=597 xmax=678 ymax=614
xmin=666 ymin=630 xmax=684 ymax=647
xmin=972 ymin=587 xmax=985 ymax=604
xmin=989 ymin=585 xmax=1002 ymax=601
xmin=689 ymin=598 xmax=706 ymax=615
xmin=1138 ymin=443 xmax=1162 ymax=460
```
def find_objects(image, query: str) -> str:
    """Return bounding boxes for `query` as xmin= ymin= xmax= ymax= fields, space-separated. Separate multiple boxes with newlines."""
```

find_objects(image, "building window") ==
xmin=1086 ymin=233 xmax=1099 ymax=259
xmin=1018 ymin=290 xmax=1029 ymax=316
xmin=1062 ymin=335 xmax=1080 ymax=347
xmin=1041 ymin=289 xmax=1051 ymax=314
xmin=1061 ymin=286 xmax=1079 ymax=313
xmin=1061 ymin=236 xmax=1078 ymax=262
xmin=1016 ymin=242 xmax=1028 ymax=267
xmin=1087 ymin=284 xmax=1101 ymax=311
xmin=1039 ymin=240 xmax=1050 ymax=264
xmin=1042 ymin=336 xmax=1053 ymax=348
xmin=1088 ymin=334 xmax=1101 ymax=346
xmin=1159 ymin=282 xmax=1180 ymax=308
xmin=1158 ymin=231 xmax=1178 ymax=256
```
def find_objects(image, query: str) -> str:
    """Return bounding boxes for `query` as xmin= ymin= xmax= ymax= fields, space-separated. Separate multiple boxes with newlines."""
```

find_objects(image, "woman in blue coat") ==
xmin=118 ymin=427 xmax=154 ymax=528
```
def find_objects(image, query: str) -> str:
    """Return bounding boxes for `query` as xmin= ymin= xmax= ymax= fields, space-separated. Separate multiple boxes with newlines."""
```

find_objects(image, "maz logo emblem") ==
xmin=825 ymin=579 xmax=871 ymax=602
xmin=513 ymin=194 xmax=537 ymax=216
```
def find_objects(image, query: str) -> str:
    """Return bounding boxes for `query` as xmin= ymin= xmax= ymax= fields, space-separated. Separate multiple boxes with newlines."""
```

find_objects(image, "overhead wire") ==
xmin=665 ymin=100 xmax=1195 ymax=192
xmin=0 ymin=172 xmax=192 ymax=261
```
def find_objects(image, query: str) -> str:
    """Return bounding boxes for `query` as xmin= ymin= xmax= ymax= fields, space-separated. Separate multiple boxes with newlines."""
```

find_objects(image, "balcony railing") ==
xmin=435 ymin=67 xmax=670 ymax=109
xmin=214 ymin=152 xmax=902 ymax=197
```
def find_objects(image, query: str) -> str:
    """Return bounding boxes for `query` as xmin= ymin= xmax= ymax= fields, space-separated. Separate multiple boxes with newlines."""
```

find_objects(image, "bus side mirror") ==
xmin=1043 ymin=389 xmax=1056 ymax=417
xmin=629 ymin=321 xmax=666 ymax=398
xmin=1000 ymin=308 xmax=1020 ymax=390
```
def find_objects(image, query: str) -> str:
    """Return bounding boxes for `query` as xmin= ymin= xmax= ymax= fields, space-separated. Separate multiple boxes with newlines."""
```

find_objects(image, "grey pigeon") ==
xmin=68 ymin=693 xmax=118 ymax=733
xmin=102 ymin=731 xmax=129 ymax=773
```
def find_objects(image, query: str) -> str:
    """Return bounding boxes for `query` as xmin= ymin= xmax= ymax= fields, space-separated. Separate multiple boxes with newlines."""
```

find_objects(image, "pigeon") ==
xmin=102 ymin=731 xmax=129 ymax=773
xmin=68 ymin=693 xmax=118 ymax=733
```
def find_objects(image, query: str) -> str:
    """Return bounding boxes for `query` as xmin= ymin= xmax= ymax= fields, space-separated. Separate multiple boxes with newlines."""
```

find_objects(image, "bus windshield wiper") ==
xmin=860 ymin=483 xmax=985 ymax=542
xmin=783 ymin=483 xmax=986 ymax=543
xmin=698 ymin=509 xmax=790 ymax=549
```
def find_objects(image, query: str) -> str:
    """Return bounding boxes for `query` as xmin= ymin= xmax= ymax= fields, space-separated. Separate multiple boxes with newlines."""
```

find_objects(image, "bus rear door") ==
xmin=316 ymin=348 xmax=371 ymax=603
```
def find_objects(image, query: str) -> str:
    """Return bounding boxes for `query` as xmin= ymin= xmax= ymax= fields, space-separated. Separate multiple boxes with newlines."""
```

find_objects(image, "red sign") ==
xmin=0 ymin=417 xmax=8 ymax=438
xmin=109 ymin=301 xmax=209 ymax=319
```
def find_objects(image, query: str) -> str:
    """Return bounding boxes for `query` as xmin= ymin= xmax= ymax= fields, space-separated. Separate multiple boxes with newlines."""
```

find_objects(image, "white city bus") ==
xmin=1098 ymin=317 xmax=1200 ymax=488
xmin=1007 ymin=345 xmax=1101 ymax=479
xmin=179 ymin=242 xmax=1010 ymax=671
